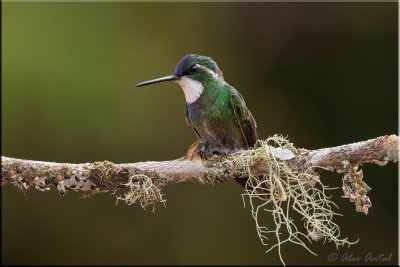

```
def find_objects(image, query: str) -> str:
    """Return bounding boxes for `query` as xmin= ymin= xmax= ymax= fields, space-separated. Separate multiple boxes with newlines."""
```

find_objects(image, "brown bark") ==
xmin=1 ymin=135 xmax=398 ymax=198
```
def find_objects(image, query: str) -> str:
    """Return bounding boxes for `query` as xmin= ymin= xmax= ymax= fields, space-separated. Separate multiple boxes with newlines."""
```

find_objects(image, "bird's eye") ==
xmin=189 ymin=64 xmax=199 ymax=75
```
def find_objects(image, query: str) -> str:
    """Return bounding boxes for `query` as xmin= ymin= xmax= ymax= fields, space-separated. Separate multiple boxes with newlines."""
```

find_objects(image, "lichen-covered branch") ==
xmin=2 ymin=134 xmax=398 ymax=264
xmin=1 ymin=134 xmax=398 ymax=210
xmin=300 ymin=134 xmax=398 ymax=169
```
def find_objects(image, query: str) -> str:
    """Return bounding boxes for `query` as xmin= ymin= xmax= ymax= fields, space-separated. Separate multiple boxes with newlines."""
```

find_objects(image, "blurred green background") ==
xmin=2 ymin=2 xmax=398 ymax=265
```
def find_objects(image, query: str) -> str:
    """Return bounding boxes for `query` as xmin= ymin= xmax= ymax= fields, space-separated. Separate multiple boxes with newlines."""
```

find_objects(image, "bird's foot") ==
xmin=211 ymin=150 xmax=229 ymax=162
xmin=218 ymin=152 xmax=228 ymax=162
xmin=197 ymin=144 xmax=211 ymax=160
xmin=197 ymin=149 xmax=209 ymax=160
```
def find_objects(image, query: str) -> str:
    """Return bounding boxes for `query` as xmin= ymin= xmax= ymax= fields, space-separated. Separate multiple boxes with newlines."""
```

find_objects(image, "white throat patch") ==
xmin=176 ymin=77 xmax=204 ymax=104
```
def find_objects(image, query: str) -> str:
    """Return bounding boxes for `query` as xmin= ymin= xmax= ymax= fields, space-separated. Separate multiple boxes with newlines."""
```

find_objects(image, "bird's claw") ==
xmin=218 ymin=152 xmax=228 ymax=162
xmin=198 ymin=150 xmax=208 ymax=160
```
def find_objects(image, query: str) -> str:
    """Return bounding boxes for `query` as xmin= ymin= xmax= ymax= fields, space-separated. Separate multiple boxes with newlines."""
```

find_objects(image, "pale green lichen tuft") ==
xmin=223 ymin=134 xmax=358 ymax=265
xmin=116 ymin=174 xmax=166 ymax=213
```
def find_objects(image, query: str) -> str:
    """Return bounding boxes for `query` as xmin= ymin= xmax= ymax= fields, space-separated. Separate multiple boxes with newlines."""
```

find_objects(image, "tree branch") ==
xmin=1 ymin=134 xmax=398 ymax=199
xmin=3 ymin=134 xmax=396 ymax=262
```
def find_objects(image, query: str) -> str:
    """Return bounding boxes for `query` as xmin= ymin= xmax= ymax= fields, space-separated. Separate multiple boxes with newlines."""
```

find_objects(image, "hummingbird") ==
xmin=136 ymin=54 xmax=258 ymax=187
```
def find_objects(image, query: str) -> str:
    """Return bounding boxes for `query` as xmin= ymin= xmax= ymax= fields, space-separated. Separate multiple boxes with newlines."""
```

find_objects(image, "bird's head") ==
xmin=136 ymin=54 xmax=224 ymax=104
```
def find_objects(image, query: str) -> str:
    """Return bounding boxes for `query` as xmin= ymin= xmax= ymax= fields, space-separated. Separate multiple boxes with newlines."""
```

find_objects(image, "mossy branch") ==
xmin=2 ymin=135 xmax=397 ymax=194
xmin=0 ymin=134 xmax=396 ymax=187
xmin=1 ymin=134 xmax=397 ymax=213
xmin=2 ymin=134 xmax=398 ymax=264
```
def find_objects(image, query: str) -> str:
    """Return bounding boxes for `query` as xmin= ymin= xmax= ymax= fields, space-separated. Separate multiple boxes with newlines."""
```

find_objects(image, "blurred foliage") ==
xmin=2 ymin=2 xmax=397 ymax=265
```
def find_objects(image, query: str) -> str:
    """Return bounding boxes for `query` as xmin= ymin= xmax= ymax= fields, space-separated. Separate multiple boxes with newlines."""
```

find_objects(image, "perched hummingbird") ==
xmin=136 ymin=54 xmax=258 ymax=186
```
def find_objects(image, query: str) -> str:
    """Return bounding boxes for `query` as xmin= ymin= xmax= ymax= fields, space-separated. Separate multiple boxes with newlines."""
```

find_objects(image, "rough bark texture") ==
xmin=1 ymin=135 xmax=398 ymax=200
xmin=301 ymin=134 xmax=399 ymax=169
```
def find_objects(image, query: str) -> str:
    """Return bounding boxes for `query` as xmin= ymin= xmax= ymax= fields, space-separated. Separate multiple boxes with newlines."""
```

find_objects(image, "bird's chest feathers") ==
xmin=187 ymin=91 xmax=230 ymax=125
xmin=177 ymin=77 xmax=204 ymax=104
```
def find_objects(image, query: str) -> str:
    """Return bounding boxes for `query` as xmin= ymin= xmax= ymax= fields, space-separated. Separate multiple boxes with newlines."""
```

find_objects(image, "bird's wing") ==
xmin=229 ymin=88 xmax=258 ymax=148
xmin=185 ymin=106 xmax=202 ymax=139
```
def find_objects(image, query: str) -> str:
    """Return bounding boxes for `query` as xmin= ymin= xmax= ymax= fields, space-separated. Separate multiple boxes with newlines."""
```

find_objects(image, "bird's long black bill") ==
xmin=135 ymin=75 xmax=179 ymax=87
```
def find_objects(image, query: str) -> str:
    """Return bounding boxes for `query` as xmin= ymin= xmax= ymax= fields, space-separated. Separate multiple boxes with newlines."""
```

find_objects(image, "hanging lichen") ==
xmin=222 ymin=135 xmax=358 ymax=265
xmin=116 ymin=174 xmax=167 ymax=213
